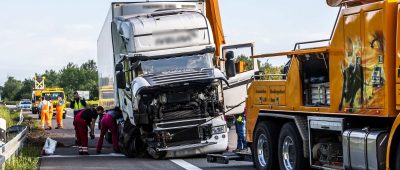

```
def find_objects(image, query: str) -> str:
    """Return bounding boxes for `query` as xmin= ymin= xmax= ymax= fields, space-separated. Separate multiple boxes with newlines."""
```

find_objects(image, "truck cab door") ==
xmin=221 ymin=43 xmax=258 ymax=115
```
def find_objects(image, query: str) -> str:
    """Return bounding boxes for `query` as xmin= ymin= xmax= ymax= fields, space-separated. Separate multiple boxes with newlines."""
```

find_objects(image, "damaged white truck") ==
xmin=97 ymin=1 xmax=230 ymax=158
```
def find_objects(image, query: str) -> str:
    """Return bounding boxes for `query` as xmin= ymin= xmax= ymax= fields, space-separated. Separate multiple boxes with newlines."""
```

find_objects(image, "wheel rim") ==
xmin=257 ymin=134 xmax=269 ymax=167
xmin=282 ymin=136 xmax=295 ymax=170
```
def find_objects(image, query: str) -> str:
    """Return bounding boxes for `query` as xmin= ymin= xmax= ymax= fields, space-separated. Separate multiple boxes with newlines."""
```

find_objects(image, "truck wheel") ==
xmin=278 ymin=122 xmax=305 ymax=170
xmin=120 ymin=121 xmax=145 ymax=158
xmin=395 ymin=141 xmax=400 ymax=170
xmin=252 ymin=121 xmax=279 ymax=170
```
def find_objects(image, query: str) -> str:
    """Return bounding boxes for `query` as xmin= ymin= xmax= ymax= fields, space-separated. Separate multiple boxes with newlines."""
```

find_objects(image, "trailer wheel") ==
xmin=278 ymin=122 xmax=305 ymax=170
xmin=395 ymin=141 xmax=400 ymax=170
xmin=252 ymin=121 xmax=278 ymax=170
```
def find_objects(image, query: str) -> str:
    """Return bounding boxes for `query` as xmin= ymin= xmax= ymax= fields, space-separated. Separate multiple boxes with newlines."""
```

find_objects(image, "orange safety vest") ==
xmin=42 ymin=100 xmax=49 ymax=112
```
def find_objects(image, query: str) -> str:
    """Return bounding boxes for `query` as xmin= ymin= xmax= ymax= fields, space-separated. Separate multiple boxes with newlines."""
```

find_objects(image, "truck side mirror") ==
xmin=115 ymin=63 xmax=123 ymax=72
xmin=225 ymin=51 xmax=236 ymax=78
xmin=116 ymin=71 xmax=126 ymax=89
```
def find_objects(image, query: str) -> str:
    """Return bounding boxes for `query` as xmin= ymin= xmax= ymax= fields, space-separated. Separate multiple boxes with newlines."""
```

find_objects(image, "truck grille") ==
xmin=167 ymin=127 xmax=201 ymax=146
xmin=161 ymin=109 xmax=201 ymax=121
xmin=148 ymin=70 xmax=212 ymax=85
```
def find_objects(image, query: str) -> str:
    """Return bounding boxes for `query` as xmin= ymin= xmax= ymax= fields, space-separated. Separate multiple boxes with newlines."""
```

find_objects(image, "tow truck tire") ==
xmin=252 ymin=121 xmax=279 ymax=170
xmin=278 ymin=122 xmax=306 ymax=170
xmin=395 ymin=141 xmax=400 ymax=170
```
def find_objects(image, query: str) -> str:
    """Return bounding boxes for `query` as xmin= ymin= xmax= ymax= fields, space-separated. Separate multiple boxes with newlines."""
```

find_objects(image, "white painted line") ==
xmin=170 ymin=159 xmax=202 ymax=170
xmin=41 ymin=153 xmax=125 ymax=158
xmin=66 ymin=115 xmax=74 ymax=119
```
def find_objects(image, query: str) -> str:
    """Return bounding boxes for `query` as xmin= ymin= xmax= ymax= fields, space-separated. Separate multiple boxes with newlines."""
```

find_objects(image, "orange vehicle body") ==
xmin=245 ymin=0 xmax=400 ymax=169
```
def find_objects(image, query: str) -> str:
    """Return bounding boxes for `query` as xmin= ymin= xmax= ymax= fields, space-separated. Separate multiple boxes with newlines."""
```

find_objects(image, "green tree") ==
xmin=15 ymin=79 xmax=34 ymax=99
xmin=59 ymin=63 xmax=82 ymax=100
xmin=41 ymin=70 xmax=60 ymax=88
xmin=80 ymin=60 xmax=99 ymax=100
xmin=2 ymin=77 xmax=22 ymax=101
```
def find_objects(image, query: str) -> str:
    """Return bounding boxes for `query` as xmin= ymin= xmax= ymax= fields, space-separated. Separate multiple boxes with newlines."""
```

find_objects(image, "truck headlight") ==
xmin=212 ymin=125 xmax=227 ymax=135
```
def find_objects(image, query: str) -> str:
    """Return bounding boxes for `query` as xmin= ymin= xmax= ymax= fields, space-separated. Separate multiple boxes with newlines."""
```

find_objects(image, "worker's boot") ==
xmin=45 ymin=126 xmax=52 ymax=130
xmin=55 ymin=124 xmax=63 ymax=129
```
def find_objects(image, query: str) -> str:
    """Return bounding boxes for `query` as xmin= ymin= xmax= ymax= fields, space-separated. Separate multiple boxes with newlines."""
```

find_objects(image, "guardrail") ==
xmin=0 ymin=109 xmax=27 ymax=170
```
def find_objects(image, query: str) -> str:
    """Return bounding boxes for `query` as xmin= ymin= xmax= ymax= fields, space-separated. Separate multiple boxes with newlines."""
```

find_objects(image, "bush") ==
xmin=0 ymin=107 xmax=19 ymax=128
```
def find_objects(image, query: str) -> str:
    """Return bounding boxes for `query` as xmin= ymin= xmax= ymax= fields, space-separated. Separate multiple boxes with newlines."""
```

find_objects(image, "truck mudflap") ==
xmin=157 ymin=142 xmax=217 ymax=152
xmin=207 ymin=151 xmax=252 ymax=164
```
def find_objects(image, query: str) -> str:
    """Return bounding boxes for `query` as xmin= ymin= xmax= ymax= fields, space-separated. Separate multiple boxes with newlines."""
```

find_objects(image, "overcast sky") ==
xmin=0 ymin=1 xmax=338 ymax=85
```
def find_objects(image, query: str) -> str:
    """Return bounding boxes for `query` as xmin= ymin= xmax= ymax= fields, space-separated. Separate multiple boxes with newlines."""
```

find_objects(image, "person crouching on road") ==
xmin=74 ymin=108 xmax=98 ymax=155
xmin=96 ymin=106 xmax=122 ymax=154
xmin=234 ymin=113 xmax=247 ymax=152
xmin=39 ymin=96 xmax=52 ymax=130
xmin=55 ymin=95 xmax=65 ymax=129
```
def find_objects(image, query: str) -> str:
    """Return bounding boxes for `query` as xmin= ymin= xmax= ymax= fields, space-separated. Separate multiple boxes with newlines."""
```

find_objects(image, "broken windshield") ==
xmin=137 ymin=53 xmax=213 ymax=75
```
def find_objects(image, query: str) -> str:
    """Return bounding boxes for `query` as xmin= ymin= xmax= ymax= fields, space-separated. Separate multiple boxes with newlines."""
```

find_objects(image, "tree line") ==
xmin=0 ymin=60 xmax=98 ymax=101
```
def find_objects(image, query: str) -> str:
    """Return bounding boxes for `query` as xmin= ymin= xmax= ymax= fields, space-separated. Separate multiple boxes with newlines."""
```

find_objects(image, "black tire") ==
xmin=278 ymin=122 xmax=306 ymax=170
xmin=395 ymin=141 xmax=400 ymax=170
xmin=252 ymin=121 xmax=279 ymax=170
xmin=120 ymin=120 xmax=145 ymax=158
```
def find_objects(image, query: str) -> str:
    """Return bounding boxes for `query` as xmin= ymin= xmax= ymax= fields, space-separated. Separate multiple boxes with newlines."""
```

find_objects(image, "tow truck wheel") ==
xmin=395 ymin=141 xmax=400 ymax=170
xmin=252 ymin=121 xmax=278 ymax=170
xmin=278 ymin=122 xmax=305 ymax=170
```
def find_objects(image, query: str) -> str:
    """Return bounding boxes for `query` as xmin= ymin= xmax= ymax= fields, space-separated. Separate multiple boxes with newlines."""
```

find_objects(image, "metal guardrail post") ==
xmin=0 ymin=119 xmax=5 ymax=145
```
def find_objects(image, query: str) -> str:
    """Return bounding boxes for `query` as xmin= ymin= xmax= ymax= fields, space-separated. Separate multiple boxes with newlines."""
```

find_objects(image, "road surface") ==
xmin=26 ymin=109 xmax=254 ymax=170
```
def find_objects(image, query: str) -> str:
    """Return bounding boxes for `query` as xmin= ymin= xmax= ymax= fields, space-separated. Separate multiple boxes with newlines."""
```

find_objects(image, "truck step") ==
xmin=207 ymin=151 xmax=252 ymax=164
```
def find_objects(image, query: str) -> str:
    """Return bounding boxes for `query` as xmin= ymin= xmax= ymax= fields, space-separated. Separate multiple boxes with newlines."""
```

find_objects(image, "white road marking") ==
xmin=41 ymin=153 xmax=125 ymax=158
xmin=66 ymin=115 xmax=74 ymax=119
xmin=170 ymin=159 xmax=202 ymax=170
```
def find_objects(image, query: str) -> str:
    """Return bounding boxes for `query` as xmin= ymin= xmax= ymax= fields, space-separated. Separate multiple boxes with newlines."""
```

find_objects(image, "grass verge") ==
xmin=4 ymin=114 xmax=44 ymax=170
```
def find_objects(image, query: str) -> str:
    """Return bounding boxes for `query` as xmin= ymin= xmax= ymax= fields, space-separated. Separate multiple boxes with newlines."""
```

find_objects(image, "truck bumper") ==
xmin=164 ymin=131 xmax=229 ymax=158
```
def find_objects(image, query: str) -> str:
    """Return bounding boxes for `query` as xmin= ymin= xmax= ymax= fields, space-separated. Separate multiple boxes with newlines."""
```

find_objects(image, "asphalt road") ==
xmin=25 ymin=109 xmax=254 ymax=170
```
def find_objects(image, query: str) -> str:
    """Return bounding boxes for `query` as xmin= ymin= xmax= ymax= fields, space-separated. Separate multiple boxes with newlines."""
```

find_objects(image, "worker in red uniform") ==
xmin=73 ymin=108 xmax=98 ymax=155
xmin=96 ymin=106 xmax=122 ymax=154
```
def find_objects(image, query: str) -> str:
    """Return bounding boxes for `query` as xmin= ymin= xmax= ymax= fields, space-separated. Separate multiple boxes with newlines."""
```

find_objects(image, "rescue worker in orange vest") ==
xmin=38 ymin=96 xmax=52 ymax=130
xmin=73 ymin=108 xmax=98 ymax=155
xmin=55 ymin=95 xmax=65 ymax=129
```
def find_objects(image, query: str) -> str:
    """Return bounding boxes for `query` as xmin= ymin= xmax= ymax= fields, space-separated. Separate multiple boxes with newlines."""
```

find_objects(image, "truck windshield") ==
xmin=138 ymin=53 xmax=213 ymax=75
xmin=43 ymin=92 xmax=64 ymax=100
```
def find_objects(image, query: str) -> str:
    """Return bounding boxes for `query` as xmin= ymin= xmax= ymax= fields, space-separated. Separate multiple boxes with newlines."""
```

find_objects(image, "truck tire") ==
xmin=120 ymin=120 xmax=145 ymax=158
xmin=395 ymin=141 xmax=400 ymax=170
xmin=252 ymin=121 xmax=279 ymax=170
xmin=278 ymin=122 xmax=306 ymax=170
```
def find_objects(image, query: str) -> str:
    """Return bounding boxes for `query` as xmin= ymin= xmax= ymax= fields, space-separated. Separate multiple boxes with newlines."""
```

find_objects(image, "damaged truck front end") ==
xmin=108 ymin=8 xmax=229 ymax=158
xmin=117 ymin=54 xmax=229 ymax=158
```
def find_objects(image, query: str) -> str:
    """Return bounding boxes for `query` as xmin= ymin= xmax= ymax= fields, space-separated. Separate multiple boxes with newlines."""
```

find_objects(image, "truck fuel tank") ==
xmin=342 ymin=128 xmax=388 ymax=170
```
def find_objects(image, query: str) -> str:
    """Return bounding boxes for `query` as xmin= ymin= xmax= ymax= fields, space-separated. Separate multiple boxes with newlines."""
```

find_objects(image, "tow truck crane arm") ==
xmin=205 ymin=0 xmax=225 ymax=66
